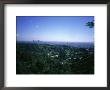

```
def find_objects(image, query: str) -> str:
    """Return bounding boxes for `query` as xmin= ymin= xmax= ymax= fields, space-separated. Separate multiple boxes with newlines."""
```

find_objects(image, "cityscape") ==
xmin=16 ymin=16 xmax=94 ymax=74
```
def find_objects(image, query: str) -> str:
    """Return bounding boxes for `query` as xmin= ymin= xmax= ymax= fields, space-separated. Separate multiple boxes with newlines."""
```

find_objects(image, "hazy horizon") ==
xmin=16 ymin=40 xmax=94 ymax=43
xmin=16 ymin=40 xmax=94 ymax=44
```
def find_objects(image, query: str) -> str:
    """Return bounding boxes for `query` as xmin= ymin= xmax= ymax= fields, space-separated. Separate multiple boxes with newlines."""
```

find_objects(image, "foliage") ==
xmin=86 ymin=21 xmax=94 ymax=28
xmin=16 ymin=43 xmax=94 ymax=74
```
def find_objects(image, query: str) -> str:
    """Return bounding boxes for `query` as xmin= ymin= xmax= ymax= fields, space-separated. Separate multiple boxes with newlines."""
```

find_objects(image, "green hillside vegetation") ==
xmin=16 ymin=43 xmax=94 ymax=74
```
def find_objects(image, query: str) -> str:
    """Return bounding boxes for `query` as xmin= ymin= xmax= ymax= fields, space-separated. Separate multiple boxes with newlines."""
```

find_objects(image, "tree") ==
xmin=86 ymin=20 xmax=94 ymax=28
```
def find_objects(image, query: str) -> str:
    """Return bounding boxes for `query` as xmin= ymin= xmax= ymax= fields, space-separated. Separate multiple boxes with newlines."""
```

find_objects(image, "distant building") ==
xmin=38 ymin=40 xmax=40 ymax=43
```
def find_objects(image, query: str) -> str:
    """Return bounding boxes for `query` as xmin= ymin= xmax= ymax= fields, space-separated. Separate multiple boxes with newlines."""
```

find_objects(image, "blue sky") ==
xmin=16 ymin=16 xmax=94 ymax=42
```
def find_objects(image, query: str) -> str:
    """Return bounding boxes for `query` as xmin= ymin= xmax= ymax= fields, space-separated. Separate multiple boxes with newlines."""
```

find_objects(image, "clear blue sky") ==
xmin=16 ymin=16 xmax=94 ymax=42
